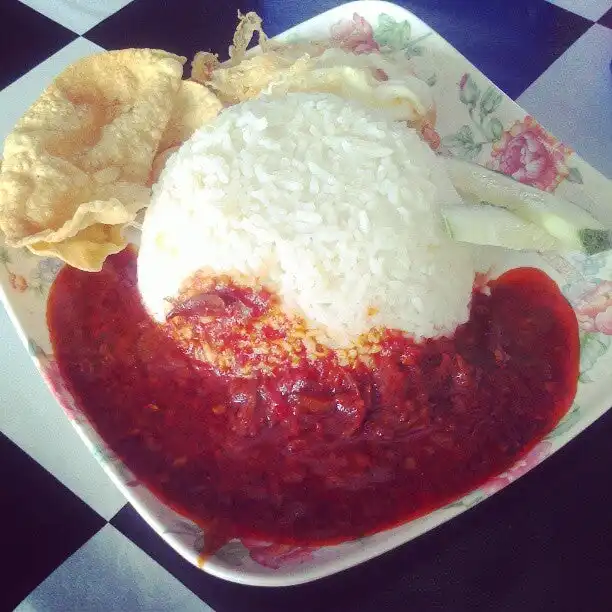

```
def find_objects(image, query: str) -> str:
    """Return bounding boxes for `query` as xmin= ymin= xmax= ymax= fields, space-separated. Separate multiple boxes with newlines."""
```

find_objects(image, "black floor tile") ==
xmin=0 ymin=431 xmax=106 ymax=610
xmin=85 ymin=0 xmax=260 ymax=62
xmin=598 ymin=6 xmax=612 ymax=29
xmin=0 ymin=0 xmax=77 ymax=90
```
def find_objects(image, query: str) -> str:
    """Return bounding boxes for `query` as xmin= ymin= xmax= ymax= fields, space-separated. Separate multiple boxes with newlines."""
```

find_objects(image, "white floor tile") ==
xmin=0 ymin=305 xmax=126 ymax=519
xmin=546 ymin=0 xmax=612 ymax=21
xmin=18 ymin=0 xmax=135 ymax=35
xmin=0 ymin=37 xmax=104 ymax=143
xmin=517 ymin=24 xmax=612 ymax=179
xmin=15 ymin=524 xmax=213 ymax=611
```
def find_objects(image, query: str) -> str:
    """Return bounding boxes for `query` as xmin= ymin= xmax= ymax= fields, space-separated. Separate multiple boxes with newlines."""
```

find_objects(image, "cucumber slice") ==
xmin=442 ymin=203 xmax=564 ymax=251
xmin=443 ymin=156 xmax=612 ymax=255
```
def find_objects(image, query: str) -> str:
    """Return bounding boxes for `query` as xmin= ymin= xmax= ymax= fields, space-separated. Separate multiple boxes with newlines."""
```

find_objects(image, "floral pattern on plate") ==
xmin=489 ymin=117 xmax=577 ymax=192
xmin=1 ymin=246 xmax=63 ymax=296
xmin=240 ymin=540 xmax=317 ymax=570
xmin=445 ymin=74 xmax=583 ymax=190
xmin=574 ymin=281 xmax=612 ymax=335
xmin=331 ymin=12 xmax=380 ymax=53
xmin=480 ymin=441 xmax=553 ymax=495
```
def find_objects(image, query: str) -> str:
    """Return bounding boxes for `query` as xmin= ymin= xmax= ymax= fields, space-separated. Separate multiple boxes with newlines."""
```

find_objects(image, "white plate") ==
xmin=2 ymin=0 xmax=612 ymax=586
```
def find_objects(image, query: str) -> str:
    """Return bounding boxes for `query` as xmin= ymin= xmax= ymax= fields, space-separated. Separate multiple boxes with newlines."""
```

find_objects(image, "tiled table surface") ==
xmin=1 ymin=1 xmax=611 ymax=610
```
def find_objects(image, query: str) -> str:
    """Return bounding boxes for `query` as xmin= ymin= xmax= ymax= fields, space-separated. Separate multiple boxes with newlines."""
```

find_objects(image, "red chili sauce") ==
xmin=48 ymin=250 xmax=579 ymax=546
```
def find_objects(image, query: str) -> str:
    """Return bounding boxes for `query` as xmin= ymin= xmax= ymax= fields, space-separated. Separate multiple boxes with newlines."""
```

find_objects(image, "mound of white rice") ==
xmin=138 ymin=92 xmax=475 ymax=346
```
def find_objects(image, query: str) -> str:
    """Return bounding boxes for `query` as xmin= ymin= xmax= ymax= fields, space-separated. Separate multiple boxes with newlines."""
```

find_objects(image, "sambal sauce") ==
xmin=47 ymin=250 xmax=579 ymax=546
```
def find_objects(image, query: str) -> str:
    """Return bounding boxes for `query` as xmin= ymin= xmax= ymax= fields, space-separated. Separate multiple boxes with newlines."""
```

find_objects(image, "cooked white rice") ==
xmin=138 ymin=92 xmax=475 ymax=346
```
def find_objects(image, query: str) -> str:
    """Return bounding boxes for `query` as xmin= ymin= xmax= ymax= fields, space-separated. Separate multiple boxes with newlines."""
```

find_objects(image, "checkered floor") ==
xmin=1 ymin=1 xmax=612 ymax=610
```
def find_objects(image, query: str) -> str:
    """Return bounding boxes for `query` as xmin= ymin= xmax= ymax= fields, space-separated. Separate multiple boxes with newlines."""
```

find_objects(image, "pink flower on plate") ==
xmin=419 ymin=120 xmax=441 ymax=151
xmin=9 ymin=272 xmax=28 ymax=292
xmin=458 ymin=73 xmax=478 ymax=106
xmin=488 ymin=116 xmax=573 ymax=192
xmin=330 ymin=13 xmax=380 ymax=54
xmin=574 ymin=281 xmax=612 ymax=335
xmin=482 ymin=441 xmax=552 ymax=495
xmin=373 ymin=68 xmax=388 ymax=82
xmin=241 ymin=539 xmax=317 ymax=570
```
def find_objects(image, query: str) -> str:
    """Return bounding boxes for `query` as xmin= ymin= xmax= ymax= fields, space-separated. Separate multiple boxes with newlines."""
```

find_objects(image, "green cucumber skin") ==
xmin=579 ymin=229 xmax=612 ymax=255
